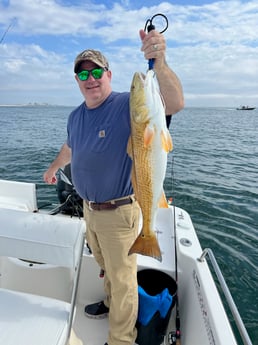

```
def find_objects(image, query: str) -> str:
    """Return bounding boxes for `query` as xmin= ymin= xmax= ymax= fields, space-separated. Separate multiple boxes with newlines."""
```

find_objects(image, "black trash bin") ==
xmin=136 ymin=269 xmax=177 ymax=345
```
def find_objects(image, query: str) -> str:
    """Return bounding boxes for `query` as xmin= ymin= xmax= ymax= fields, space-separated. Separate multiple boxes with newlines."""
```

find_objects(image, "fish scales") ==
xmin=128 ymin=70 xmax=173 ymax=262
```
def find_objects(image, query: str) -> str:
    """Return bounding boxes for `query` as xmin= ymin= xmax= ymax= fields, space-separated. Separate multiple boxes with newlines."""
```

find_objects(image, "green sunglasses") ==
xmin=77 ymin=68 xmax=106 ymax=81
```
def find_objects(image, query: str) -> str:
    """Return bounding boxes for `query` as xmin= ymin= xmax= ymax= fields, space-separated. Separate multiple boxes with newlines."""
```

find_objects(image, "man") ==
xmin=44 ymin=28 xmax=184 ymax=345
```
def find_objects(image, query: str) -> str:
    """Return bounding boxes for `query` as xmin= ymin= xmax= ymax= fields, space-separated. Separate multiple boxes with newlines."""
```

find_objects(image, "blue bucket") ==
xmin=136 ymin=269 xmax=177 ymax=345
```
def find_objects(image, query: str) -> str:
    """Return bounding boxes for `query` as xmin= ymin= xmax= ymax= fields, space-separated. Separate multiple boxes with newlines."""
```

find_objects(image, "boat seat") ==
xmin=0 ymin=208 xmax=86 ymax=345
xmin=0 ymin=179 xmax=38 ymax=212
xmin=0 ymin=288 xmax=71 ymax=345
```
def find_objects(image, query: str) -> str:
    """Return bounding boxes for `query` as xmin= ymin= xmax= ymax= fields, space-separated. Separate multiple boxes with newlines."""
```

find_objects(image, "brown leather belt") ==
xmin=85 ymin=197 xmax=133 ymax=211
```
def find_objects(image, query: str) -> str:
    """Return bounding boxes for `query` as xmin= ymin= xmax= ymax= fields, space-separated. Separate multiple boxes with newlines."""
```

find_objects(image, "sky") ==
xmin=0 ymin=0 xmax=257 ymax=107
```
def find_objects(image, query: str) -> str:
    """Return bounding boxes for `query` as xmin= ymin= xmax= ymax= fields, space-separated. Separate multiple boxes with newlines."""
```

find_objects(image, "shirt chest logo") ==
xmin=98 ymin=130 xmax=106 ymax=138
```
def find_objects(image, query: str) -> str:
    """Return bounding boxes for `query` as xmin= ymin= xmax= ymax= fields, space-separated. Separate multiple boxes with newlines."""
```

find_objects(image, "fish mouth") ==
xmin=131 ymin=72 xmax=145 ymax=92
xmin=139 ymin=72 xmax=145 ymax=82
xmin=138 ymin=72 xmax=145 ymax=85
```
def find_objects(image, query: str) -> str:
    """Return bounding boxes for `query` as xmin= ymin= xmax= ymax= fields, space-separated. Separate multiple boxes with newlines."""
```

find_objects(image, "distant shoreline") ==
xmin=0 ymin=104 xmax=74 ymax=107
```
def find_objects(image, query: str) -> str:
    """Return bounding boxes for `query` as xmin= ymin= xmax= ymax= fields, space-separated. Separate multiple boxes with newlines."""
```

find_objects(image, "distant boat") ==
xmin=236 ymin=105 xmax=255 ymax=110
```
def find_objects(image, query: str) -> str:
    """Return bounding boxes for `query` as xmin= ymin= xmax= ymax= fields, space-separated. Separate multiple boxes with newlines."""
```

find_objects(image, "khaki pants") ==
xmin=84 ymin=197 xmax=140 ymax=345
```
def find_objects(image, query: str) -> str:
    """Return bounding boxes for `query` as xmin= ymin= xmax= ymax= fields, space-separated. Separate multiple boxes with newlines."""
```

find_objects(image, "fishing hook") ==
xmin=144 ymin=13 xmax=169 ymax=70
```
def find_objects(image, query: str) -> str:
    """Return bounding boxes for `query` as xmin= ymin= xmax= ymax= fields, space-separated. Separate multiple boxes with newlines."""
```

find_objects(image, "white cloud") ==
xmin=0 ymin=0 xmax=257 ymax=106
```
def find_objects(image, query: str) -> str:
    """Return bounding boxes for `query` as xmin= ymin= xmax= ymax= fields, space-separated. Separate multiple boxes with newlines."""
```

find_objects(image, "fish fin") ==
xmin=144 ymin=125 xmax=155 ymax=148
xmin=128 ymin=231 xmax=162 ymax=262
xmin=161 ymin=129 xmax=173 ymax=152
xmin=158 ymin=190 xmax=169 ymax=208
xmin=127 ymin=136 xmax=133 ymax=158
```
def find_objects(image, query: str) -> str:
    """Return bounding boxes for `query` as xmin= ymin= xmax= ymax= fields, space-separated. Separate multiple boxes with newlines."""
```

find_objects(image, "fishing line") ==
xmin=169 ymin=171 xmax=181 ymax=344
xmin=167 ymin=115 xmax=175 ymax=203
xmin=173 ymin=210 xmax=181 ymax=345
xmin=171 ymin=115 xmax=181 ymax=345
xmin=167 ymin=117 xmax=181 ymax=345
xmin=0 ymin=19 xmax=16 ymax=44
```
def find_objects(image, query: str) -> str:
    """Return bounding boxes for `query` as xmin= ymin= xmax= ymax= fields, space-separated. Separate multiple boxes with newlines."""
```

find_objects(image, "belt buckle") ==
xmin=88 ymin=201 xmax=95 ymax=211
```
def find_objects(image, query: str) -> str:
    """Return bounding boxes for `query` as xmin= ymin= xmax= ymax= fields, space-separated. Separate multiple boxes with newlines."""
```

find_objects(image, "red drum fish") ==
xmin=128 ymin=70 xmax=173 ymax=262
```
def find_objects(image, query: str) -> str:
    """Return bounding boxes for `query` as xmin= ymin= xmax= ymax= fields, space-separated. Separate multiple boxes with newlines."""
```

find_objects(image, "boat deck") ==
xmin=0 ymin=178 xmax=250 ymax=345
xmin=72 ymin=301 xmax=177 ymax=345
xmin=73 ymin=304 xmax=109 ymax=345
xmin=72 ymin=207 xmax=177 ymax=344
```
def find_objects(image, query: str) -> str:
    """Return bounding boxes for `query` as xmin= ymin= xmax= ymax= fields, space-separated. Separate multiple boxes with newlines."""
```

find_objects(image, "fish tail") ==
xmin=128 ymin=232 xmax=162 ymax=262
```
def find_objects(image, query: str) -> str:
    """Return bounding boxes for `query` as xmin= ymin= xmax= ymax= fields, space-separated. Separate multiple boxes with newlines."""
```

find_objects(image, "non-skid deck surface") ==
xmin=73 ymin=303 xmax=109 ymax=345
xmin=72 ymin=302 xmax=177 ymax=345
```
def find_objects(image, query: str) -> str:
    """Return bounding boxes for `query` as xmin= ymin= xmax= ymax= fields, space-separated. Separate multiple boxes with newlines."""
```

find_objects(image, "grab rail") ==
xmin=198 ymin=248 xmax=253 ymax=345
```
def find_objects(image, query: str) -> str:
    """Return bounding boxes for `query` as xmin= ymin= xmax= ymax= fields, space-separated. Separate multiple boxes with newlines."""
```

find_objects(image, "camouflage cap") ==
xmin=74 ymin=49 xmax=109 ymax=73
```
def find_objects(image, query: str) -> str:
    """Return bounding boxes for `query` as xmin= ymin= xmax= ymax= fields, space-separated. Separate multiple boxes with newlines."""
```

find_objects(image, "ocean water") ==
xmin=0 ymin=105 xmax=257 ymax=344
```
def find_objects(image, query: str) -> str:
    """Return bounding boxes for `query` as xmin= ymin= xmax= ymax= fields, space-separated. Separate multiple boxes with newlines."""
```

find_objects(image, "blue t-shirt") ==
xmin=67 ymin=92 xmax=133 ymax=202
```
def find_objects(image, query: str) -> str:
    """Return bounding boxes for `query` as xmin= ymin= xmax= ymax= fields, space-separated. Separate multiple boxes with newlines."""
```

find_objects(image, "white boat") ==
xmin=236 ymin=106 xmax=255 ymax=110
xmin=0 ymin=178 xmax=253 ymax=345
